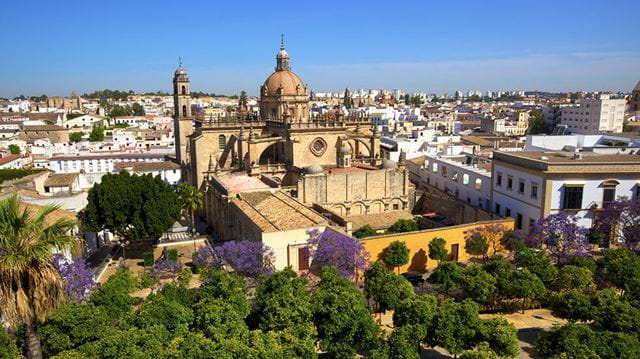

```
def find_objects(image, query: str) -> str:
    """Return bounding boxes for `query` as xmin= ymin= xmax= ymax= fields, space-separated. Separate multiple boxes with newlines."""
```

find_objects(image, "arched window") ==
xmin=182 ymin=105 xmax=187 ymax=117
xmin=218 ymin=135 xmax=226 ymax=149
xmin=181 ymin=85 xmax=186 ymax=95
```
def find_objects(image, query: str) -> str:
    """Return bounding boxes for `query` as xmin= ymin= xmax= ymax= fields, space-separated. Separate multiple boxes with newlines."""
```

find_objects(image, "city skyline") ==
xmin=1 ymin=0 xmax=639 ymax=97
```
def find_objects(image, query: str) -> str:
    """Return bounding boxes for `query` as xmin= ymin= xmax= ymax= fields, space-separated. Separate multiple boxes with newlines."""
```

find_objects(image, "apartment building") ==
xmin=491 ymin=150 xmax=640 ymax=233
xmin=560 ymin=94 xmax=626 ymax=134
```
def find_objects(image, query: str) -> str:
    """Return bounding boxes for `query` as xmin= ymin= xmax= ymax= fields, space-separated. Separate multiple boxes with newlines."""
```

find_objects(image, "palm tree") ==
xmin=176 ymin=182 xmax=203 ymax=250
xmin=0 ymin=195 xmax=77 ymax=359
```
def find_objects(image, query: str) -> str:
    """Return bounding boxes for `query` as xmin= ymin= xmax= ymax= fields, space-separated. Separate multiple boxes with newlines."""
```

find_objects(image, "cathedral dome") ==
xmin=381 ymin=159 xmax=397 ymax=170
xmin=263 ymin=70 xmax=306 ymax=96
xmin=305 ymin=164 xmax=324 ymax=175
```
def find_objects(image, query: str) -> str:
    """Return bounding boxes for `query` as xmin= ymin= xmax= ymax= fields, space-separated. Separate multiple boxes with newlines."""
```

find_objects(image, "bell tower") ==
xmin=173 ymin=59 xmax=194 ymax=182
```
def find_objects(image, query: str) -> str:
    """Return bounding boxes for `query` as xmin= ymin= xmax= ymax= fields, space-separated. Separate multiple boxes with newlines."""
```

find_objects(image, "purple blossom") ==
xmin=528 ymin=212 xmax=591 ymax=264
xmin=594 ymin=198 xmax=640 ymax=252
xmin=151 ymin=257 xmax=184 ymax=285
xmin=53 ymin=254 xmax=98 ymax=304
xmin=306 ymin=229 xmax=370 ymax=280
xmin=193 ymin=245 xmax=223 ymax=270
xmin=215 ymin=240 xmax=275 ymax=278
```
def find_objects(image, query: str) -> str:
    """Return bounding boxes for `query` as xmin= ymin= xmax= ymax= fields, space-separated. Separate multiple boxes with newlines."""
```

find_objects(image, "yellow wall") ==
xmin=361 ymin=219 xmax=514 ymax=273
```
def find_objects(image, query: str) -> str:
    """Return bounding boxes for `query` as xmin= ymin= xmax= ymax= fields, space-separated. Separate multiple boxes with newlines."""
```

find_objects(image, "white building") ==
xmin=411 ymin=154 xmax=492 ymax=211
xmin=63 ymin=114 xmax=108 ymax=129
xmin=113 ymin=161 xmax=181 ymax=186
xmin=560 ymin=94 xmax=626 ymax=134
xmin=491 ymin=150 xmax=640 ymax=233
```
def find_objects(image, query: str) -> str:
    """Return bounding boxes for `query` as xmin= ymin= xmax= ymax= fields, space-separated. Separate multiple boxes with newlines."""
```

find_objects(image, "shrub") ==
xmin=353 ymin=225 xmax=378 ymax=238
xmin=430 ymin=261 xmax=463 ymax=291
xmin=143 ymin=251 xmax=154 ymax=267
xmin=166 ymin=249 xmax=178 ymax=262
xmin=177 ymin=268 xmax=193 ymax=288
xmin=136 ymin=270 xmax=154 ymax=289
xmin=567 ymin=255 xmax=597 ymax=274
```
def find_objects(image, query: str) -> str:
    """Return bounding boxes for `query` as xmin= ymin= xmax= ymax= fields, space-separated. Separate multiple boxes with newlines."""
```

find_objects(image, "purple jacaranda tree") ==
xmin=152 ymin=257 xmax=184 ymax=285
xmin=215 ymin=240 xmax=275 ymax=278
xmin=193 ymin=244 xmax=223 ymax=271
xmin=594 ymin=198 xmax=640 ymax=252
xmin=53 ymin=254 xmax=98 ymax=304
xmin=528 ymin=212 xmax=591 ymax=264
xmin=306 ymin=229 xmax=370 ymax=280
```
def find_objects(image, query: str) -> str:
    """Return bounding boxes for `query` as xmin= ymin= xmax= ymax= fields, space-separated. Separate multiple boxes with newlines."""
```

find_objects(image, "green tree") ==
xmin=430 ymin=261 xmax=463 ymax=291
xmin=253 ymin=268 xmax=315 ymax=337
xmin=192 ymin=297 xmax=249 ymax=342
xmin=428 ymin=237 xmax=448 ymax=263
xmin=69 ymin=132 xmax=83 ymax=142
xmin=603 ymin=248 xmax=640 ymax=294
xmin=476 ymin=318 xmax=520 ymax=358
xmin=392 ymin=294 xmax=438 ymax=329
xmin=461 ymin=266 xmax=497 ymax=304
xmin=481 ymin=255 xmax=515 ymax=298
xmin=83 ymin=172 xmax=182 ymax=241
xmin=592 ymin=296 xmax=640 ymax=334
xmin=535 ymin=324 xmax=598 ymax=359
xmin=40 ymin=303 xmax=112 ymax=357
xmin=555 ymin=265 xmax=594 ymax=291
xmin=500 ymin=230 xmax=525 ymax=252
xmin=0 ymin=194 xmax=77 ymax=359
xmin=460 ymin=342 xmax=498 ymax=359
xmin=176 ymin=182 xmax=203 ymax=250
xmin=0 ymin=330 xmax=21 ymax=359
xmin=131 ymin=102 xmax=145 ymax=116
xmin=384 ymin=241 xmax=410 ymax=274
xmin=387 ymin=219 xmax=419 ymax=233
xmin=386 ymin=325 xmax=421 ymax=359
xmin=135 ymin=291 xmax=194 ymax=338
xmin=7 ymin=144 xmax=20 ymax=154
xmin=108 ymin=104 xmax=132 ymax=117
xmin=527 ymin=109 xmax=546 ymax=134
xmin=514 ymin=248 xmax=558 ymax=285
xmin=88 ymin=126 xmax=104 ymax=141
xmin=567 ymin=255 xmax=597 ymax=274
xmin=465 ymin=233 xmax=489 ymax=260
xmin=365 ymin=262 xmax=414 ymax=314
xmin=353 ymin=225 xmax=377 ymax=238
xmin=506 ymin=269 xmax=546 ymax=313
xmin=428 ymin=299 xmax=480 ymax=357
xmin=89 ymin=266 xmax=137 ymax=318
xmin=549 ymin=289 xmax=593 ymax=322
xmin=312 ymin=266 xmax=381 ymax=358
xmin=200 ymin=269 xmax=250 ymax=318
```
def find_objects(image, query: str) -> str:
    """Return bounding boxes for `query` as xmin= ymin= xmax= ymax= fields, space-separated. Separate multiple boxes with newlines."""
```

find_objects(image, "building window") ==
xmin=563 ymin=186 xmax=584 ymax=210
xmin=518 ymin=180 xmax=525 ymax=194
xmin=507 ymin=176 xmax=513 ymax=190
xmin=602 ymin=186 xmax=616 ymax=208
xmin=218 ymin=134 xmax=226 ymax=149
xmin=441 ymin=166 xmax=447 ymax=177
xmin=432 ymin=163 xmax=438 ymax=173
xmin=182 ymin=105 xmax=187 ymax=117
xmin=495 ymin=203 xmax=501 ymax=215
xmin=528 ymin=218 xmax=535 ymax=233
xmin=516 ymin=213 xmax=523 ymax=229
xmin=393 ymin=204 xmax=399 ymax=210
xmin=505 ymin=208 xmax=511 ymax=217
xmin=181 ymin=85 xmax=186 ymax=95
xmin=475 ymin=178 xmax=482 ymax=191
xmin=496 ymin=172 xmax=502 ymax=186
xmin=531 ymin=183 xmax=538 ymax=199
xmin=462 ymin=173 xmax=470 ymax=185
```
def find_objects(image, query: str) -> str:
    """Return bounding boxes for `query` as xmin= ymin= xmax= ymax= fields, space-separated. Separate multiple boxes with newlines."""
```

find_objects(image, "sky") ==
xmin=1 ymin=0 xmax=639 ymax=97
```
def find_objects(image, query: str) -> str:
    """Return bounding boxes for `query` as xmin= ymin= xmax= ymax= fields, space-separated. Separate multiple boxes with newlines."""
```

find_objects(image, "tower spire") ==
xmin=178 ymin=56 xmax=182 ymax=68
xmin=276 ymin=34 xmax=290 ymax=71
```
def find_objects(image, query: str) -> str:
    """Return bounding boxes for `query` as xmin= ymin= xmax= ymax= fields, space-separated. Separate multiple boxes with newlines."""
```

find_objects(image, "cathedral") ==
xmin=173 ymin=39 xmax=412 ymax=253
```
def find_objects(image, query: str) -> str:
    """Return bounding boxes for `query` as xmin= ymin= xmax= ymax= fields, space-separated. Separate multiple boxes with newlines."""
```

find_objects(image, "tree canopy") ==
xmin=82 ymin=172 xmax=181 ymax=240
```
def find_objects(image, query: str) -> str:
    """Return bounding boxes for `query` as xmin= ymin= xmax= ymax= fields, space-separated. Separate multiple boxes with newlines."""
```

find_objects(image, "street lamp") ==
xmin=119 ymin=240 xmax=130 ymax=261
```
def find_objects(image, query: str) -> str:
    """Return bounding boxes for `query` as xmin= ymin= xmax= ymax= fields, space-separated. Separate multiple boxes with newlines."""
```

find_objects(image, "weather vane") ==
xmin=178 ymin=57 xmax=182 ymax=68
xmin=280 ymin=34 xmax=284 ymax=47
